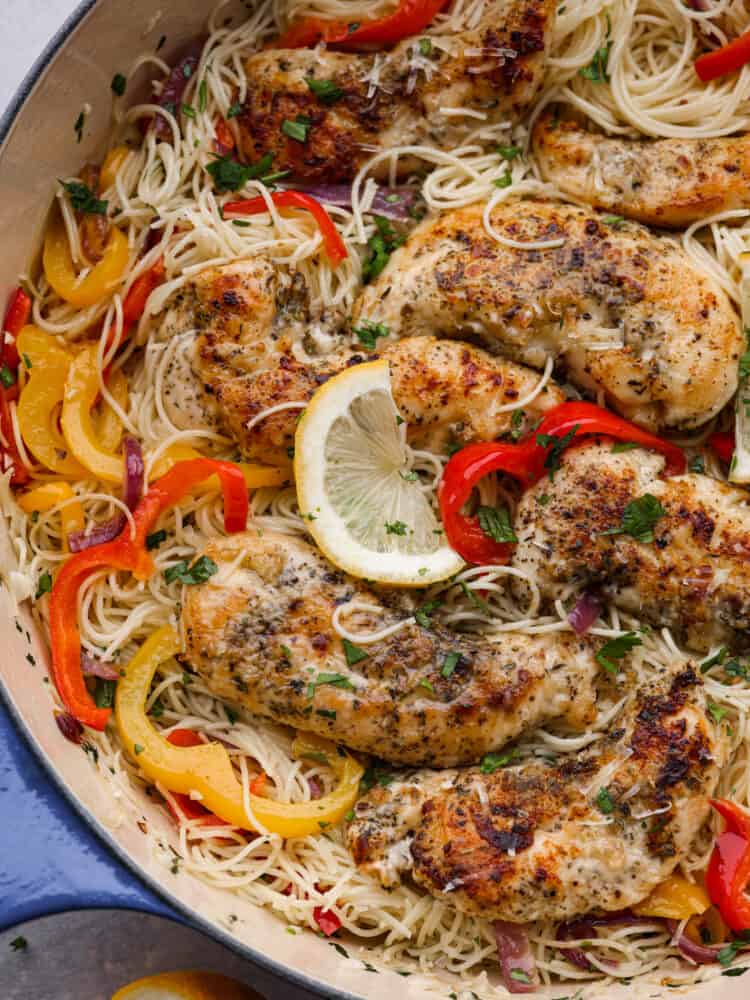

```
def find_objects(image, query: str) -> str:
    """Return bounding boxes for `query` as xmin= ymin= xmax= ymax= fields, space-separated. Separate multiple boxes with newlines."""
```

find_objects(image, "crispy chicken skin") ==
xmin=512 ymin=442 xmax=750 ymax=654
xmin=354 ymin=199 xmax=743 ymax=431
xmin=154 ymin=260 xmax=564 ymax=467
xmin=533 ymin=112 xmax=750 ymax=227
xmin=181 ymin=531 xmax=601 ymax=767
xmin=210 ymin=336 xmax=564 ymax=467
xmin=347 ymin=664 xmax=726 ymax=922
xmin=238 ymin=0 xmax=553 ymax=182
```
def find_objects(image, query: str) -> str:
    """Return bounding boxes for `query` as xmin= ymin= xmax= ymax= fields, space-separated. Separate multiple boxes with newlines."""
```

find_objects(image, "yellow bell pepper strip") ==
xmin=16 ymin=327 xmax=88 ymax=477
xmin=632 ymin=874 xmax=711 ymax=921
xmin=115 ymin=625 xmax=363 ymax=836
xmin=149 ymin=443 xmax=288 ymax=490
xmin=61 ymin=343 xmax=125 ymax=483
xmin=95 ymin=366 xmax=129 ymax=453
xmin=100 ymin=146 xmax=131 ymax=191
xmin=17 ymin=482 xmax=85 ymax=552
xmin=43 ymin=215 xmax=129 ymax=308
xmin=49 ymin=458 xmax=249 ymax=729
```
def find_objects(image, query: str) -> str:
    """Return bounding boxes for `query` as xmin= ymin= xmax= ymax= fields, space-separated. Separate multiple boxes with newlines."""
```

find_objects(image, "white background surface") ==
xmin=0 ymin=3 xmax=314 ymax=997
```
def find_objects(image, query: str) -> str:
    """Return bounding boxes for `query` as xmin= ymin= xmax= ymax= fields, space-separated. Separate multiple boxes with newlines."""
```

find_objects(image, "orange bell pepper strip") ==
xmin=223 ymin=192 xmax=347 ymax=267
xmin=276 ymin=0 xmax=450 ymax=49
xmin=49 ymin=458 xmax=248 ymax=730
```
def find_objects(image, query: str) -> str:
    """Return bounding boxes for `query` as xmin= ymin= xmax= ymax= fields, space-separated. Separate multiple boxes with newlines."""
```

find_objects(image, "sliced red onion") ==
xmin=567 ymin=593 xmax=601 ymax=636
xmin=153 ymin=40 xmax=206 ymax=138
xmin=68 ymin=513 xmax=126 ymax=552
xmin=666 ymin=920 xmax=748 ymax=965
xmin=291 ymin=183 xmax=418 ymax=220
xmin=556 ymin=912 xmax=658 ymax=971
xmin=55 ymin=710 xmax=83 ymax=744
xmin=123 ymin=435 xmax=144 ymax=511
xmin=493 ymin=921 xmax=538 ymax=993
xmin=80 ymin=650 xmax=119 ymax=681
xmin=308 ymin=776 xmax=324 ymax=800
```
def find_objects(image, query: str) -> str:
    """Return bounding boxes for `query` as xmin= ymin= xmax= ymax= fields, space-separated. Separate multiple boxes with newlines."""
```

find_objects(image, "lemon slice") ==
xmin=294 ymin=359 xmax=464 ymax=586
xmin=112 ymin=971 xmax=260 ymax=1000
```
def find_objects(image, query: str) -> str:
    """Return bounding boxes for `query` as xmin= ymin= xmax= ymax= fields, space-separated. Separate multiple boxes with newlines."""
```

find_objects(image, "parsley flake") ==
xmin=353 ymin=319 xmax=389 ymax=349
xmin=385 ymin=520 xmax=408 ymax=536
xmin=61 ymin=180 xmax=108 ymax=216
xmin=595 ymin=631 xmax=642 ymax=675
xmin=601 ymin=494 xmax=665 ymax=544
xmin=111 ymin=73 xmax=127 ymax=97
xmin=477 ymin=505 xmax=517 ymax=544
xmin=442 ymin=651 xmax=461 ymax=678
xmin=480 ymin=748 xmax=519 ymax=773
xmin=306 ymin=77 xmax=344 ymax=104
xmin=536 ymin=425 xmax=579 ymax=480
xmin=596 ymin=786 xmax=614 ymax=814
xmin=281 ymin=116 xmax=313 ymax=142
xmin=164 ymin=555 xmax=218 ymax=586
xmin=342 ymin=638 xmax=368 ymax=666
xmin=307 ymin=672 xmax=355 ymax=699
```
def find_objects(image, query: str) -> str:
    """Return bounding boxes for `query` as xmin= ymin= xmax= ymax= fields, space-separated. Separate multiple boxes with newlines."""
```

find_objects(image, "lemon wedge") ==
xmin=294 ymin=359 xmax=464 ymax=586
xmin=112 ymin=971 xmax=260 ymax=1000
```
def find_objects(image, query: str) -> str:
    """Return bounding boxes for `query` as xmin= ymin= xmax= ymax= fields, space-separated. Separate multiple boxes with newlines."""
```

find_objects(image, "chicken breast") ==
xmin=533 ymin=112 xmax=750 ymax=227
xmin=155 ymin=259 xmax=564 ymax=467
xmin=512 ymin=442 xmax=750 ymax=654
xmin=237 ymin=0 xmax=553 ymax=182
xmin=207 ymin=336 xmax=564 ymax=468
xmin=181 ymin=531 xmax=602 ymax=767
xmin=353 ymin=199 xmax=743 ymax=430
xmin=347 ymin=663 xmax=726 ymax=922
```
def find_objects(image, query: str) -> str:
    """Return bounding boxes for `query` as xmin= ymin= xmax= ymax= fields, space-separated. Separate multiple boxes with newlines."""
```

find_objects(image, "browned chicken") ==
xmin=354 ymin=198 xmax=743 ymax=431
xmin=237 ymin=0 xmax=553 ymax=181
xmin=181 ymin=531 xmax=602 ymax=766
xmin=347 ymin=663 xmax=726 ymax=922
xmin=533 ymin=112 xmax=750 ymax=227
xmin=156 ymin=259 xmax=564 ymax=467
xmin=512 ymin=442 xmax=750 ymax=654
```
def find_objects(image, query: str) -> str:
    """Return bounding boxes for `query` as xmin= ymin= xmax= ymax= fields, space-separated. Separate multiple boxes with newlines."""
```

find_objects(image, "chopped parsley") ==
xmin=459 ymin=580 xmax=491 ymax=615
xmin=134 ymin=743 xmax=145 ymax=755
xmin=307 ymin=672 xmax=355 ymax=699
xmin=579 ymin=27 xmax=611 ymax=83
xmin=480 ymin=748 xmax=519 ymax=774
xmin=595 ymin=631 xmax=642 ymax=675
xmin=739 ymin=327 xmax=750 ymax=379
xmin=146 ymin=529 xmax=167 ymax=550
xmin=0 ymin=365 xmax=15 ymax=388
xmin=400 ymin=470 xmax=418 ymax=482
xmin=306 ymin=77 xmax=344 ymax=104
xmin=198 ymin=79 xmax=208 ymax=113
xmin=61 ymin=180 xmax=108 ymax=215
xmin=497 ymin=144 xmax=521 ymax=161
xmin=707 ymin=701 xmax=729 ymax=725
xmin=510 ymin=408 xmax=525 ymax=440
xmin=74 ymin=110 xmax=85 ymax=143
xmin=509 ymin=970 xmax=531 ymax=985
xmin=281 ymin=115 xmax=313 ymax=143
xmin=9 ymin=936 xmax=27 ymax=952
xmin=689 ymin=455 xmax=705 ymax=474
xmin=418 ymin=37 xmax=432 ymax=56
xmin=536 ymin=425 xmax=579 ymax=480
xmin=363 ymin=215 xmax=405 ymax=282
xmin=601 ymin=214 xmax=625 ymax=228
xmin=611 ymin=441 xmax=639 ymax=453
xmin=596 ymin=786 xmax=614 ymax=814
xmin=718 ymin=940 xmax=746 ymax=967
xmin=494 ymin=169 xmax=513 ymax=189
xmin=477 ymin=505 xmax=517 ymax=544
xmin=111 ymin=73 xmax=127 ymax=97
xmin=353 ymin=319 xmax=389 ymax=350
xmin=35 ymin=571 xmax=52 ymax=600
xmin=316 ymin=708 xmax=337 ymax=719
xmin=206 ymin=151 xmax=275 ymax=192
xmin=164 ymin=555 xmax=218 ymax=586
xmin=385 ymin=520 xmax=408 ymax=536
xmin=93 ymin=678 xmax=116 ymax=709
xmin=700 ymin=646 xmax=727 ymax=673
xmin=419 ymin=678 xmax=434 ymax=693
xmin=342 ymin=638 xmax=368 ymax=666
xmin=601 ymin=493 xmax=665 ymax=544
xmin=441 ymin=651 xmax=461 ymax=678
xmin=414 ymin=598 xmax=441 ymax=629
xmin=360 ymin=765 xmax=395 ymax=793
xmin=226 ymin=102 xmax=243 ymax=119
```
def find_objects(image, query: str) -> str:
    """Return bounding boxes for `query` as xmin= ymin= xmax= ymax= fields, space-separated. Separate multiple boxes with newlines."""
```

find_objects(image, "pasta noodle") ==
xmin=2 ymin=0 xmax=750 ymax=995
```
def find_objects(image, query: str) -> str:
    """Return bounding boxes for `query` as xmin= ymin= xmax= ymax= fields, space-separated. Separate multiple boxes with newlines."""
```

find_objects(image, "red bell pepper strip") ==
xmin=224 ymin=192 xmax=347 ymax=267
xmin=706 ymin=798 xmax=750 ymax=933
xmin=105 ymin=258 xmax=166 ymax=355
xmin=709 ymin=431 xmax=735 ymax=465
xmin=49 ymin=458 xmax=248 ymax=730
xmin=696 ymin=31 xmax=750 ymax=82
xmin=0 ymin=287 xmax=32 ymax=486
xmin=276 ymin=0 xmax=450 ymax=50
xmin=438 ymin=401 xmax=686 ymax=565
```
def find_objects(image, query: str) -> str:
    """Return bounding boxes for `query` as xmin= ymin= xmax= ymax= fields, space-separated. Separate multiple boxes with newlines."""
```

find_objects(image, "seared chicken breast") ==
xmin=155 ymin=260 xmax=564 ymax=467
xmin=354 ymin=199 xmax=743 ymax=430
xmin=533 ymin=112 xmax=750 ymax=227
xmin=512 ymin=442 xmax=750 ymax=654
xmin=181 ymin=531 xmax=601 ymax=767
xmin=347 ymin=664 xmax=726 ymax=922
xmin=238 ymin=0 xmax=553 ymax=182
xmin=208 ymin=336 xmax=564 ymax=467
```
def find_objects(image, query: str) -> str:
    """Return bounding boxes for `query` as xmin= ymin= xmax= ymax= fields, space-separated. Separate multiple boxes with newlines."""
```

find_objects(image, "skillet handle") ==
xmin=0 ymin=696 xmax=182 ymax=931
